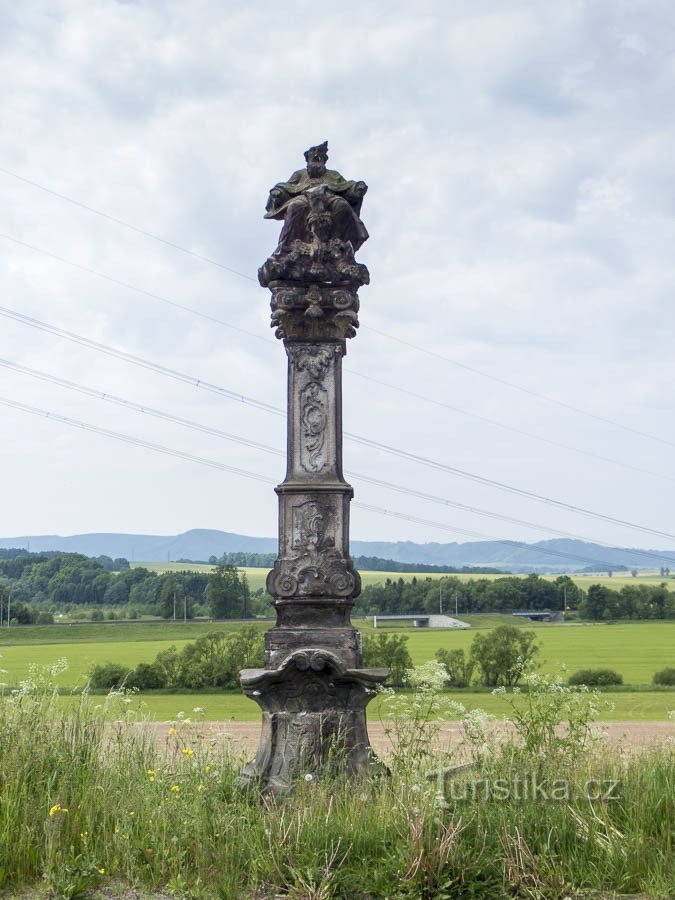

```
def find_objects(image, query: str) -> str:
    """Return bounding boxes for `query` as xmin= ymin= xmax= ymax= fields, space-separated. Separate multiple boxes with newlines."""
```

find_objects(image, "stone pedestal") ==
xmin=240 ymin=144 xmax=386 ymax=793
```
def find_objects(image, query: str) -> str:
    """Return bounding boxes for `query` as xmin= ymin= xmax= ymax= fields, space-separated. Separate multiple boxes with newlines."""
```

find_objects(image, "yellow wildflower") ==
xmin=147 ymin=770 xmax=156 ymax=777
xmin=170 ymin=785 xmax=180 ymax=794
xmin=98 ymin=868 xmax=105 ymax=875
xmin=182 ymin=747 xmax=194 ymax=758
xmin=204 ymin=765 xmax=212 ymax=774
xmin=197 ymin=784 xmax=205 ymax=792
xmin=49 ymin=804 xmax=68 ymax=817
xmin=168 ymin=726 xmax=176 ymax=736
xmin=149 ymin=776 xmax=155 ymax=783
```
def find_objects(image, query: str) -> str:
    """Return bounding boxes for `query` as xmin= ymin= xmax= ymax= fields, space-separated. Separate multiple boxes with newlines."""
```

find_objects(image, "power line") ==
xmin=362 ymin=324 xmax=675 ymax=450
xmin=0 ymin=393 xmax=650 ymax=572
xmin=0 ymin=166 xmax=256 ymax=281
xmin=348 ymin=370 xmax=675 ymax=484
xmin=344 ymin=431 xmax=675 ymax=542
xmin=0 ymin=395 xmax=273 ymax=484
xmin=0 ymin=233 xmax=266 ymax=345
xmin=6 ymin=354 xmax=674 ymax=565
xmin=3 ymin=230 xmax=674 ymax=483
xmin=0 ymin=305 xmax=283 ymax=418
xmin=0 ymin=357 xmax=284 ymax=458
xmin=2 ymin=303 xmax=673 ymax=542
xmin=3 ymin=170 xmax=673 ymax=450
xmin=353 ymin=503 xmax=644 ymax=570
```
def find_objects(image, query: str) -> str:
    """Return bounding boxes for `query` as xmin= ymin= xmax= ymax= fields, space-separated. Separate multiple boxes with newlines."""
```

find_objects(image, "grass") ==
xmin=52 ymin=688 xmax=675 ymax=722
xmin=2 ymin=620 xmax=673 ymax=688
xmin=132 ymin=562 xmax=675 ymax=592
xmin=0 ymin=678 xmax=672 ymax=898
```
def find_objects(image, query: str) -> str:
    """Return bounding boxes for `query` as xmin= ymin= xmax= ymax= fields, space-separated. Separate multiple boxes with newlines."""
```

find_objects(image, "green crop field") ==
xmin=132 ymin=562 xmax=674 ymax=593
xmin=1 ymin=620 xmax=673 ymax=695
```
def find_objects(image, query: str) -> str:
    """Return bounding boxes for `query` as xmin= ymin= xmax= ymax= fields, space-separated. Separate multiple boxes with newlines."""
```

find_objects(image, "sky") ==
xmin=1 ymin=0 xmax=674 ymax=555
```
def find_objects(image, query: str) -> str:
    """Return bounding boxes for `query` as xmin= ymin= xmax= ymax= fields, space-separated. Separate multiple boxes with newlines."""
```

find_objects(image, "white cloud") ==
xmin=0 ymin=0 xmax=673 ymax=555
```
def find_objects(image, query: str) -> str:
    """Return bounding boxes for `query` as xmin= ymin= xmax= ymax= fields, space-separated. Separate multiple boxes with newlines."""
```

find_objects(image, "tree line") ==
xmin=0 ymin=551 xmax=258 ymax=622
xmin=202 ymin=551 xmax=505 ymax=574
xmin=355 ymin=573 xmax=674 ymax=620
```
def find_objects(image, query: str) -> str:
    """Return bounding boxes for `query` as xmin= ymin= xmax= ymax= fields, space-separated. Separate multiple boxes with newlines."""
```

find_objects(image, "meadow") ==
xmin=2 ymin=620 xmax=674 ymax=721
xmin=133 ymin=561 xmax=675 ymax=593
xmin=0 ymin=676 xmax=672 ymax=897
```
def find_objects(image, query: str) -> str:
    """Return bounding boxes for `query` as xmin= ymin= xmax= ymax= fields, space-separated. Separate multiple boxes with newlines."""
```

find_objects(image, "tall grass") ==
xmin=0 ymin=664 xmax=672 ymax=898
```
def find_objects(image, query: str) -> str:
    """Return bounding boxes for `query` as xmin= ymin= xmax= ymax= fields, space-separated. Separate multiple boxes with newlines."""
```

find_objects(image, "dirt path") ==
xmin=151 ymin=720 xmax=674 ymax=759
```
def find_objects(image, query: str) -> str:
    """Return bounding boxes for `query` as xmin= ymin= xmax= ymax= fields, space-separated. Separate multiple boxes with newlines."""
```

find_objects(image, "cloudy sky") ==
xmin=1 ymin=0 xmax=674 ymax=556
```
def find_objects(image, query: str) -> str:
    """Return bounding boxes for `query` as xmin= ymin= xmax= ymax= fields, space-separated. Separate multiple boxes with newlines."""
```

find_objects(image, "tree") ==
xmin=159 ymin=575 xmax=194 ymax=620
xmin=470 ymin=624 xmax=539 ymax=687
xmin=435 ymin=647 xmax=475 ymax=687
xmin=175 ymin=629 xmax=263 ymax=689
xmin=206 ymin=565 xmax=247 ymax=619
xmin=362 ymin=633 xmax=412 ymax=686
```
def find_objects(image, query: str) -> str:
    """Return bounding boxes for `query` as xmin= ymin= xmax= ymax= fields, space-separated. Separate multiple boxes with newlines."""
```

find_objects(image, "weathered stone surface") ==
xmin=239 ymin=650 xmax=388 ymax=794
xmin=269 ymin=284 xmax=361 ymax=341
xmin=240 ymin=144 xmax=384 ymax=791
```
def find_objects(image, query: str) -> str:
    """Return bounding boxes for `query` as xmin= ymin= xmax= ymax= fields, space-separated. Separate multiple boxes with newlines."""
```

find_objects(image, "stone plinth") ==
xmin=239 ymin=650 xmax=387 ymax=792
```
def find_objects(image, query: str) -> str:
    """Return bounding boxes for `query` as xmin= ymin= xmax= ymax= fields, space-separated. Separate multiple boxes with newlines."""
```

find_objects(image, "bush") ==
xmin=470 ymin=624 xmax=539 ymax=686
xmin=568 ymin=668 xmax=623 ymax=686
xmin=127 ymin=662 xmax=168 ymax=690
xmin=435 ymin=647 xmax=474 ymax=687
xmin=652 ymin=667 xmax=675 ymax=686
xmin=362 ymin=633 xmax=412 ymax=685
xmin=88 ymin=661 xmax=131 ymax=690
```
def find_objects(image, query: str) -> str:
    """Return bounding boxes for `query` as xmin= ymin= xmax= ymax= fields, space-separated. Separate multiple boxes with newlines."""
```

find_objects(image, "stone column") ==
xmin=239 ymin=144 xmax=387 ymax=793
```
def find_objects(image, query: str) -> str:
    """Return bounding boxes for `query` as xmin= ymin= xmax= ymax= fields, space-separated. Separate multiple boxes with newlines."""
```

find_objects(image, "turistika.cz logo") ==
xmin=442 ymin=773 xmax=621 ymax=803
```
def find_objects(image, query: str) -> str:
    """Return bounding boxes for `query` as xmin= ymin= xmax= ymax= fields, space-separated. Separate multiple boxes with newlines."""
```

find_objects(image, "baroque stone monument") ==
xmin=239 ymin=142 xmax=388 ymax=792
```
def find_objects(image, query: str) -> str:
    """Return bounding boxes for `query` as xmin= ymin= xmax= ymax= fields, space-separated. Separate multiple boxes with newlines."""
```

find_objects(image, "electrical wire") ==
xmin=2 ymin=168 xmax=673 ymax=449
xmin=0 ymin=232 xmax=266 ymax=345
xmin=0 ymin=392 xmax=651 ymax=572
xmin=4 ymin=355 xmax=675 ymax=566
xmin=0 ymin=165 xmax=256 ymax=280
xmin=3 ymin=230 xmax=674 ymax=483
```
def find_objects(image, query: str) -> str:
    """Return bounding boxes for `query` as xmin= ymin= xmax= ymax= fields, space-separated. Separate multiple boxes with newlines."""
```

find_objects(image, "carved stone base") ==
xmin=239 ymin=649 xmax=388 ymax=794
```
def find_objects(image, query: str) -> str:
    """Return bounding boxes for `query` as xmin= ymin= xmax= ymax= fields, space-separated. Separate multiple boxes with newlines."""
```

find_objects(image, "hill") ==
xmin=1 ymin=530 xmax=673 ymax=572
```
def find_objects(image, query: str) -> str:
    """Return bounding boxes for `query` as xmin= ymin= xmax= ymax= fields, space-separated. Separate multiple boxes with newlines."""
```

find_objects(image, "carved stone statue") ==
xmin=239 ymin=144 xmax=387 ymax=794
xmin=259 ymin=143 xmax=370 ymax=341
xmin=264 ymin=141 xmax=369 ymax=254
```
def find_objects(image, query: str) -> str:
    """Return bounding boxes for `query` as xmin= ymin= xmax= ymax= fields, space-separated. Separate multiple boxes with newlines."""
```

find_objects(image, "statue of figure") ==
xmin=265 ymin=142 xmax=369 ymax=254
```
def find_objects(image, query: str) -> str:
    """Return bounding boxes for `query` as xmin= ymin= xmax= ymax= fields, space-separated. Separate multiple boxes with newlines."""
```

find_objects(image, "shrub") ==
xmin=652 ymin=667 xmax=675 ymax=686
xmin=568 ymin=668 xmax=623 ymax=686
xmin=362 ymin=633 xmax=412 ymax=685
xmin=470 ymin=624 xmax=539 ymax=686
xmin=435 ymin=647 xmax=474 ymax=687
xmin=88 ymin=661 xmax=131 ymax=690
xmin=127 ymin=662 xmax=168 ymax=691
xmin=176 ymin=628 xmax=263 ymax=689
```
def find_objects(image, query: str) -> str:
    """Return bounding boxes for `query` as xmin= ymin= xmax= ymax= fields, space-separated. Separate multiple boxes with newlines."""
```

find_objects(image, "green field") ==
xmin=132 ymin=562 xmax=674 ymax=593
xmin=2 ymin=621 xmax=673 ymax=700
xmin=49 ymin=688 xmax=674 ymax=723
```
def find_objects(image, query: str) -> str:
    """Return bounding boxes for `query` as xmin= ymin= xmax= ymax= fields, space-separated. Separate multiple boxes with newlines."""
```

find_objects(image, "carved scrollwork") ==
xmin=268 ymin=556 xmax=360 ymax=601
xmin=269 ymin=284 xmax=360 ymax=340
xmin=327 ymin=569 xmax=357 ymax=597
xmin=273 ymin=572 xmax=298 ymax=598
xmin=292 ymin=500 xmax=334 ymax=552
xmin=300 ymin=383 xmax=328 ymax=472
xmin=295 ymin=345 xmax=335 ymax=381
